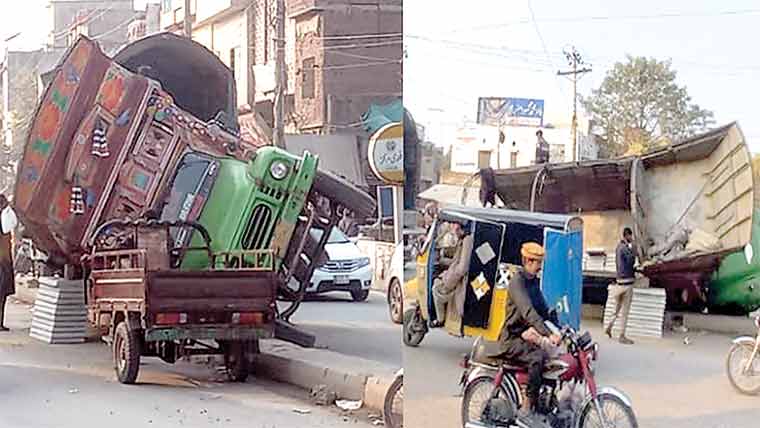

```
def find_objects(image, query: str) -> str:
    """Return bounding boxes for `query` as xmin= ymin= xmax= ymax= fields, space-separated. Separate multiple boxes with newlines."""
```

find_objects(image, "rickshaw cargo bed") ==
xmin=144 ymin=270 xmax=278 ymax=313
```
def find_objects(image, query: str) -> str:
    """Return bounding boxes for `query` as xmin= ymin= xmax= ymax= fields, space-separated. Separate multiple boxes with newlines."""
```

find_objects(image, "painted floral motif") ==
xmin=15 ymin=38 xmax=90 ymax=211
xmin=97 ymin=67 xmax=127 ymax=114
xmin=37 ymin=103 xmax=62 ymax=141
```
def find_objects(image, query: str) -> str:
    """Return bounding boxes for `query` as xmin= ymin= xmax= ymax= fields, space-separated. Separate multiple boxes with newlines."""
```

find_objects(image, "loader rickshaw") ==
xmin=402 ymin=206 xmax=584 ymax=347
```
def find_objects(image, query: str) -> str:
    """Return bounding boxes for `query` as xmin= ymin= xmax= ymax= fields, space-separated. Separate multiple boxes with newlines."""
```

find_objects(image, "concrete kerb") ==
xmin=255 ymin=339 xmax=396 ymax=413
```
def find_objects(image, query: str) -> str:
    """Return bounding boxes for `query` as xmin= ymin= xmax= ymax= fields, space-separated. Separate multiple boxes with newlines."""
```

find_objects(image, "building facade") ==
xmin=449 ymin=122 xmax=599 ymax=174
xmin=289 ymin=0 xmax=402 ymax=134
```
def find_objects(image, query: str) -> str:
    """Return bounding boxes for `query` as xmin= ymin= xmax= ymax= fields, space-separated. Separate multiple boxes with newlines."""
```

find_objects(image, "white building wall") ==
xmin=450 ymin=123 xmax=598 ymax=173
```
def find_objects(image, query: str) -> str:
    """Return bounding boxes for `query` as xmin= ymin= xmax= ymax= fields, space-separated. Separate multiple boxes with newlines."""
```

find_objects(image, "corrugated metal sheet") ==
xmin=603 ymin=287 xmax=667 ymax=339
xmin=29 ymin=278 xmax=87 ymax=344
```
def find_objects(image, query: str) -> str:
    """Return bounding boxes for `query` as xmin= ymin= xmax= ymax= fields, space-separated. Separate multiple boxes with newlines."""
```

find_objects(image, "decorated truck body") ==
xmin=14 ymin=34 xmax=374 ymax=383
xmin=478 ymin=123 xmax=759 ymax=314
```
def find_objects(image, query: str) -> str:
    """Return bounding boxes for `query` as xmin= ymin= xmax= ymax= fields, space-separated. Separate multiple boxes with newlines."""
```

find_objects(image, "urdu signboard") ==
xmin=477 ymin=97 xmax=545 ymax=127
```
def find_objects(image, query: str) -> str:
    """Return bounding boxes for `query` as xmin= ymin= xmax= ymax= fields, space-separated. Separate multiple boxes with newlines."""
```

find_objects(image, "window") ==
xmin=510 ymin=152 xmax=518 ymax=168
xmin=160 ymin=152 xmax=218 ymax=247
xmin=162 ymin=0 xmax=172 ymax=11
xmin=302 ymin=57 xmax=315 ymax=99
xmin=478 ymin=150 xmax=492 ymax=169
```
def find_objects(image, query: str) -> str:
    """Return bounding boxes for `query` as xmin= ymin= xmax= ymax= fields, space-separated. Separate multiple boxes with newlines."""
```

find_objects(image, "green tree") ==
xmin=583 ymin=55 xmax=714 ymax=158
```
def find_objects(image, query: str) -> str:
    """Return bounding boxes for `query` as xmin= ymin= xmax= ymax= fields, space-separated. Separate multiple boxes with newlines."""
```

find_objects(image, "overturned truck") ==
xmin=479 ymin=123 xmax=759 ymax=314
xmin=14 ymin=34 xmax=374 ymax=383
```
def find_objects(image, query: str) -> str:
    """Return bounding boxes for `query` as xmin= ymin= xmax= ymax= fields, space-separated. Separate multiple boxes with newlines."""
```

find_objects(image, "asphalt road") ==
xmin=284 ymin=291 xmax=402 ymax=367
xmin=405 ymin=321 xmax=760 ymax=428
xmin=0 ymin=299 xmax=378 ymax=428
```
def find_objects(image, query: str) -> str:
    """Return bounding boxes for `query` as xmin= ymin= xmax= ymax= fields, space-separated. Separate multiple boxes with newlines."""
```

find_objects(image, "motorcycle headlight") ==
xmin=270 ymin=160 xmax=289 ymax=180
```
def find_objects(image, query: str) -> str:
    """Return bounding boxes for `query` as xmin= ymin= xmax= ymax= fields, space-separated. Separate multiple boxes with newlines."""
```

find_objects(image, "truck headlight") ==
xmin=270 ymin=160 xmax=289 ymax=180
xmin=356 ymin=257 xmax=370 ymax=268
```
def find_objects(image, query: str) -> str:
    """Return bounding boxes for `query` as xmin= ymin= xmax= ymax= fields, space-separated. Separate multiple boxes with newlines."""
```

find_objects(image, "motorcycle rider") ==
xmin=495 ymin=242 xmax=562 ymax=423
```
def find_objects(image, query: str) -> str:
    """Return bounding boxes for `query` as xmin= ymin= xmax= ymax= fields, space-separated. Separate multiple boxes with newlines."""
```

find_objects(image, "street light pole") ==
xmin=557 ymin=47 xmax=591 ymax=162
xmin=273 ymin=0 xmax=286 ymax=148
xmin=183 ymin=0 xmax=192 ymax=38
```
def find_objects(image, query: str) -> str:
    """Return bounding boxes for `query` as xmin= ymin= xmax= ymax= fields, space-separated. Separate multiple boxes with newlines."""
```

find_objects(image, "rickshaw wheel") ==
xmin=403 ymin=308 xmax=426 ymax=347
xmin=223 ymin=341 xmax=250 ymax=382
xmin=113 ymin=321 xmax=141 ymax=384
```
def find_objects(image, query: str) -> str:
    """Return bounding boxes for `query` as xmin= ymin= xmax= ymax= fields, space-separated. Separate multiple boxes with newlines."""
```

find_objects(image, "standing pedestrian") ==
xmin=605 ymin=227 xmax=636 ymax=345
xmin=0 ymin=194 xmax=17 ymax=331
xmin=534 ymin=130 xmax=550 ymax=164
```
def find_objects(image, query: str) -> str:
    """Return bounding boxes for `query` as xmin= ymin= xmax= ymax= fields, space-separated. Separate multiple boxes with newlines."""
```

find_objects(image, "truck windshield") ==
xmin=160 ymin=152 xmax=218 ymax=246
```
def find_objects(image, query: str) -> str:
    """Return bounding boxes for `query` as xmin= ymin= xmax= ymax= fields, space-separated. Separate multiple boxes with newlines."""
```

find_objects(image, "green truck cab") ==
xmin=165 ymin=147 xmax=319 ymax=272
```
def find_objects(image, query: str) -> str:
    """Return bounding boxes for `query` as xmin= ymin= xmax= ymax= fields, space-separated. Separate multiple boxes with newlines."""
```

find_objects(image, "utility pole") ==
xmin=183 ymin=0 xmax=192 ymax=38
xmin=273 ymin=0 xmax=286 ymax=148
xmin=557 ymin=47 xmax=591 ymax=162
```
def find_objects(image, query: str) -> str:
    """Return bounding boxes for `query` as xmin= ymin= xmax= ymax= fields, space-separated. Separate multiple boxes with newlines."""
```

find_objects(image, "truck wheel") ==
xmin=113 ymin=321 xmax=141 ymax=384
xmin=224 ymin=341 xmax=250 ymax=382
xmin=351 ymin=289 xmax=370 ymax=302
xmin=314 ymin=170 xmax=375 ymax=219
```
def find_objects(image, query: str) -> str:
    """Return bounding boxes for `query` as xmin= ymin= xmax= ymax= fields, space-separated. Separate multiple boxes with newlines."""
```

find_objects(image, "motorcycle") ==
xmin=726 ymin=314 xmax=760 ymax=395
xmin=384 ymin=368 xmax=403 ymax=428
xmin=460 ymin=322 xmax=637 ymax=428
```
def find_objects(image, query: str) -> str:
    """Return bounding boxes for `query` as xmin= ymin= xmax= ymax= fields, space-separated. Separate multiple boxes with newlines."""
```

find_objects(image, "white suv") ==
xmin=306 ymin=228 xmax=373 ymax=301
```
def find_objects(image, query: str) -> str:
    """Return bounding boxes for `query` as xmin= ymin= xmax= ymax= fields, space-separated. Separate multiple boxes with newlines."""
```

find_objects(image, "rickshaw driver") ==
xmin=430 ymin=220 xmax=473 ymax=328
xmin=495 ymin=242 xmax=562 ymax=423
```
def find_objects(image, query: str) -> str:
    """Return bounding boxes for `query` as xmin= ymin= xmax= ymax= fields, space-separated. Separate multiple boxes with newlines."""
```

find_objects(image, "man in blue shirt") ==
xmin=605 ymin=227 xmax=636 ymax=345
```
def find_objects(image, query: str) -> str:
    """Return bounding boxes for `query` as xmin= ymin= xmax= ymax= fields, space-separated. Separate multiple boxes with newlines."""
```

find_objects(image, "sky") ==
xmin=0 ymin=1 xmax=151 ymax=50
xmin=404 ymin=0 xmax=760 ymax=153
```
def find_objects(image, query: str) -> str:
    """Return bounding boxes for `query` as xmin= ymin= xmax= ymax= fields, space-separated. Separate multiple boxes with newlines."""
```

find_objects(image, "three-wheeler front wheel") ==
xmin=113 ymin=321 xmax=141 ymax=384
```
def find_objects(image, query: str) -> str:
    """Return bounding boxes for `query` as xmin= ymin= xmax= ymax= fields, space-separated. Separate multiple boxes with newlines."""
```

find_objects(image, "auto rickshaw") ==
xmin=403 ymin=206 xmax=584 ymax=347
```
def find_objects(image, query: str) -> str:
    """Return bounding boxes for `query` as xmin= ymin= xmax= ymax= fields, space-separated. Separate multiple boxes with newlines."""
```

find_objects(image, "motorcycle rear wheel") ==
xmin=726 ymin=342 xmax=760 ymax=395
xmin=578 ymin=393 xmax=638 ymax=428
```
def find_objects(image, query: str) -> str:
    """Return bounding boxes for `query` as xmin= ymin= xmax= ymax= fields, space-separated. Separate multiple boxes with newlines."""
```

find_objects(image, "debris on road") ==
xmin=683 ymin=337 xmax=691 ymax=345
xmin=68 ymin=388 xmax=79 ymax=394
xmin=310 ymin=384 xmax=337 ymax=406
xmin=336 ymin=399 xmax=363 ymax=411
xmin=293 ymin=407 xmax=312 ymax=415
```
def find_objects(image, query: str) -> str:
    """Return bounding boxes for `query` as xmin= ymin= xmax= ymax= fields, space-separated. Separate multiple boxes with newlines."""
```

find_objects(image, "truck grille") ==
xmin=242 ymin=204 xmax=273 ymax=250
xmin=321 ymin=260 xmax=361 ymax=273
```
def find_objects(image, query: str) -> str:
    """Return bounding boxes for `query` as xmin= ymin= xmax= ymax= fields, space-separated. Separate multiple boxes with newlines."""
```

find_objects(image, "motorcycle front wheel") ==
xmin=726 ymin=341 xmax=760 ymax=395
xmin=460 ymin=376 xmax=511 ymax=428
xmin=578 ymin=393 xmax=638 ymax=428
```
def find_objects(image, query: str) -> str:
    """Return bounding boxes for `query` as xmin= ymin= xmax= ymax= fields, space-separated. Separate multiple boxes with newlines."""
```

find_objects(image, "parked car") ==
xmin=387 ymin=228 xmax=426 ymax=324
xmin=307 ymin=228 xmax=373 ymax=301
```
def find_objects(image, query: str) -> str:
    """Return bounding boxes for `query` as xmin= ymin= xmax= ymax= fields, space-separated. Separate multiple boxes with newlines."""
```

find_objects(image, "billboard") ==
xmin=477 ymin=97 xmax=545 ymax=127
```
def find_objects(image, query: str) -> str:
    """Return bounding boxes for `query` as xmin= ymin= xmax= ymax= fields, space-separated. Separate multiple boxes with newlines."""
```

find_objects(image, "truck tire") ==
xmin=224 ymin=341 xmax=250 ymax=382
xmin=113 ymin=321 xmax=141 ymax=384
xmin=314 ymin=170 xmax=375 ymax=220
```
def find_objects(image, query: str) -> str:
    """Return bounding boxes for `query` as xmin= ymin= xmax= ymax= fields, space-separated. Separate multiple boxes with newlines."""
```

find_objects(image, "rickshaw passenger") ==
xmin=430 ymin=221 xmax=473 ymax=327
xmin=496 ymin=242 xmax=562 ymax=422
